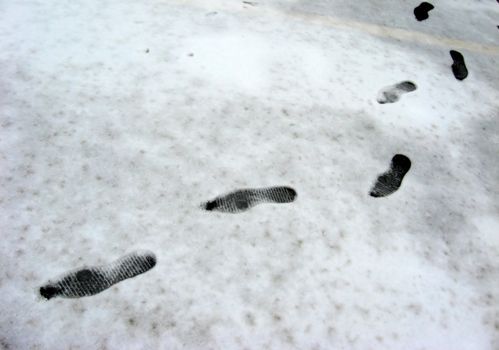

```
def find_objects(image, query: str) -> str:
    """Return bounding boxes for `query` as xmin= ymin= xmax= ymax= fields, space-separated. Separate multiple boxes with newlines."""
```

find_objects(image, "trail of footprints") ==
xmin=40 ymin=169 xmax=408 ymax=300
xmin=40 ymin=163 xmax=410 ymax=299
xmin=39 ymin=3 xmax=474 ymax=301
xmin=411 ymin=2 xmax=469 ymax=81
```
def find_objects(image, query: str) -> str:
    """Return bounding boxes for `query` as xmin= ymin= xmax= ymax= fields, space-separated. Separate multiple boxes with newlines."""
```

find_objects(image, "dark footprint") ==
xmin=450 ymin=50 xmax=468 ymax=80
xmin=414 ymin=2 xmax=434 ymax=21
xmin=377 ymin=81 xmax=417 ymax=104
xmin=203 ymin=186 xmax=297 ymax=213
xmin=39 ymin=251 xmax=156 ymax=300
xmin=369 ymin=154 xmax=411 ymax=198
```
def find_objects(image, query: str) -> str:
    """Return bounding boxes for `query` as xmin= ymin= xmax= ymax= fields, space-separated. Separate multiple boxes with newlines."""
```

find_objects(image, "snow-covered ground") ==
xmin=1 ymin=0 xmax=498 ymax=349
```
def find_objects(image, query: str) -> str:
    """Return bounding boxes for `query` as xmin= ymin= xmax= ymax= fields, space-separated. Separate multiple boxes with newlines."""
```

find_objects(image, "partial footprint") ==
xmin=39 ymin=250 xmax=156 ymax=300
xmin=414 ymin=2 xmax=434 ymax=21
xmin=377 ymin=81 xmax=417 ymax=104
xmin=203 ymin=186 xmax=297 ymax=213
xmin=450 ymin=50 xmax=468 ymax=81
xmin=369 ymin=154 xmax=411 ymax=198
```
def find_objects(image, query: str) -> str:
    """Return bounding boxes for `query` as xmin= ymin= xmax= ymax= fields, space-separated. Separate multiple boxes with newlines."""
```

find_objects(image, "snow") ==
xmin=0 ymin=0 xmax=498 ymax=349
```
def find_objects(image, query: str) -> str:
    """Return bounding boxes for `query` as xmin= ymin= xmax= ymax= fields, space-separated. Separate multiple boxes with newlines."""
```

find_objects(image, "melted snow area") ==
xmin=1 ymin=0 xmax=498 ymax=349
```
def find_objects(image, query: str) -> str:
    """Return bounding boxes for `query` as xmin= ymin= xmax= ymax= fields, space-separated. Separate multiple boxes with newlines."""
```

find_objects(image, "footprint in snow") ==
xmin=377 ymin=81 xmax=417 ymax=104
xmin=202 ymin=186 xmax=297 ymax=213
xmin=414 ymin=2 xmax=434 ymax=21
xmin=369 ymin=154 xmax=411 ymax=198
xmin=39 ymin=251 xmax=156 ymax=300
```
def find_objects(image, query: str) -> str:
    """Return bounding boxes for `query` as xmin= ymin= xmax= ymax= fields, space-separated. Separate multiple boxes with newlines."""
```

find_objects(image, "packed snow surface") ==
xmin=1 ymin=0 xmax=498 ymax=349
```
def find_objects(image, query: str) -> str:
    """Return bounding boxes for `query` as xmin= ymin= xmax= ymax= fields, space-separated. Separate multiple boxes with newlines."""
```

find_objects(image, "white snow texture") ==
xmin=0 ymin=0 xmax=498 ymax=349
